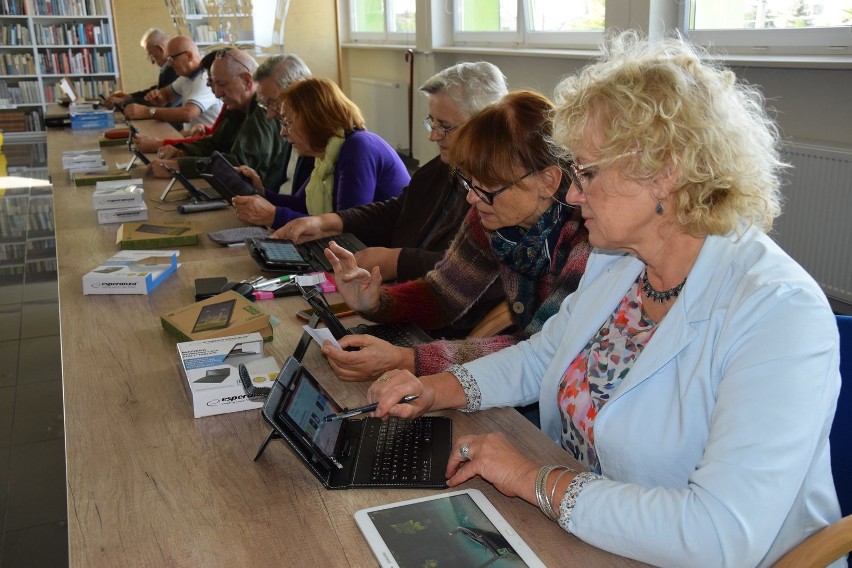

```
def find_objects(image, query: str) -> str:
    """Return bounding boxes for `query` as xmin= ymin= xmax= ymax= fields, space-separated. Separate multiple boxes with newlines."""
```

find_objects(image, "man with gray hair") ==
xmin=253 ymin=53 xmax=313 ymax=190
xmin=104 ymin=28 xmax=180 ymax=110
xmin=273 ymin=61 xmax=508 ymax=337
xmin=148 ymin=48 xmax=288 ymax=190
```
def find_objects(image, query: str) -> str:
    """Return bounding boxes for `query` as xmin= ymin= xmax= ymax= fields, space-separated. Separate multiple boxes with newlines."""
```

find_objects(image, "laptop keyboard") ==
xmin=352 ymin=323 xmax=422 ymax=348
xmin=366 ymin=417 xmax=434 ymax=483
xmin=304 ymin=234 xmax=364 ymax=271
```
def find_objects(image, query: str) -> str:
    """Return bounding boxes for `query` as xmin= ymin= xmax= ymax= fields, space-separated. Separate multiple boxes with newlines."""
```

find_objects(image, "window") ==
xmin=454 ymin=0 xmax=605 ymax=47
xmin=683 ymin=0 xmax=852 ymax=55
xmin=349 ymin=0 xmax=416 ymax=41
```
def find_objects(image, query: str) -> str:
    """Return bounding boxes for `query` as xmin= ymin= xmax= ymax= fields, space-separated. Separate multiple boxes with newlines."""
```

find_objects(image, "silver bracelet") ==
xmin=534 ymin=465 xmax=557 ymax=519
xmin=548 ymin=466 xmax=575 ymax=520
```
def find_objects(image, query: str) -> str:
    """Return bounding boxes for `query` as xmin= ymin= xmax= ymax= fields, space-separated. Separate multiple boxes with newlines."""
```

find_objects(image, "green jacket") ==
xmin=176 ymin=96 xmax=286 ymax=190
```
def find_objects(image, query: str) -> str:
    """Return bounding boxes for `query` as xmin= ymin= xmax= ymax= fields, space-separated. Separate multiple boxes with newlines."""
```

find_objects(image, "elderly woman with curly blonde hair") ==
xmin=367 ymin=31 xmax=843 ymax=567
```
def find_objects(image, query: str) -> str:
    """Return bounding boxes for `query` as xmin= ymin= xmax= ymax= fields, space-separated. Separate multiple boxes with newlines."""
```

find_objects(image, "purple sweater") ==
xmin=264 ymin=129 xmax=410 ymax=229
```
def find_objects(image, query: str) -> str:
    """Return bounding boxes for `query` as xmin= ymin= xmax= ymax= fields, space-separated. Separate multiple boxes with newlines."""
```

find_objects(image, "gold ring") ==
xmin=377 ymin=373 xmax=389 ymax=384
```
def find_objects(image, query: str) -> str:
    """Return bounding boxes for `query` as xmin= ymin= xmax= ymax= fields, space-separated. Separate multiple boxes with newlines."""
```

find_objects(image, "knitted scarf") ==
xmin=304 ymin=135 xmax=344 ymax=215
xmin=490 ymin=202 xmax=567 ymax=279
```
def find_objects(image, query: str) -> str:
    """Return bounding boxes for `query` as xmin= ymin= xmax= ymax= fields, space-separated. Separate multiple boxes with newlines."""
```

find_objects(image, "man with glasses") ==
xmin=148 ymin=48 xmax=288 ymax=191
xmin=253 ymin=53 xmax=313 ymax=192
xmin=273 ymin=61 xmax=508 ymax=337
xmin=103 ymin=28 xmax=180 ymax=111
xmin=123 ymin=36 xmax=221 ymax=130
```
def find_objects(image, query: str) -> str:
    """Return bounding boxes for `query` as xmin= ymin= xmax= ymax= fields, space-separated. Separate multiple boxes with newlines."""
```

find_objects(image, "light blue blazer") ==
xmin=463 ymin=226 xmax=843 ymax=567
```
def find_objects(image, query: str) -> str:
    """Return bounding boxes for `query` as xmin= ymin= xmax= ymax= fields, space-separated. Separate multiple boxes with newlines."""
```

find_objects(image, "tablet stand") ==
xmin=160 ymin=177 xmax=178 ymax=202
xmin=253 ymin=313 xmax=321 ymax=462
xmin=124 ymin=154 xmax=139 ymax=172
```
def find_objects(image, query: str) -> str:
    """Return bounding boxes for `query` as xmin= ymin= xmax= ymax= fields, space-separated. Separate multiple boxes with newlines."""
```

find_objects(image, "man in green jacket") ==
xmin=148 ymin=48 xmax=288 ymax=190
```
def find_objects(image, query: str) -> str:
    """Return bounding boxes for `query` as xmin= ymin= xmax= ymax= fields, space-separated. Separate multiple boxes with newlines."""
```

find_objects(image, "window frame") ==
xmin=680 ymin=0 xmax=852 ymax=57
xmin=452 ymin=0 xmax=605 ymax=49
xmin=345 ymin=0 xmax=418 ymax=43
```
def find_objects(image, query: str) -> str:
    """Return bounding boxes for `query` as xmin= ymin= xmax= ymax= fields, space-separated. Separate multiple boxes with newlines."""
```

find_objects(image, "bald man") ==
xmin=105 ymin=28 xmax=179 ymax=110
xmin=123 ymin=36 xmax=221 ymax=129
xmin=148 ymin=48 xmax=288 ymax=190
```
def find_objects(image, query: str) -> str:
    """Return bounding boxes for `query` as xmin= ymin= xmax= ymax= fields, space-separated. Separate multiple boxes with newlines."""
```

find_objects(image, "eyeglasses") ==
xmin=454 ymin=170 xmax=536 ymax=205
xmin=165 ymin=50 xmax=188 ymax=65
xmin=423 ymin=116 xmax=463 ymax=140
xmin=214 ymin=48 xmax=252 ymax=74
xmin=278 ymin=117 xmax=294 ymax=132
xmin=566 ymin=151 xmax=639 ymax=194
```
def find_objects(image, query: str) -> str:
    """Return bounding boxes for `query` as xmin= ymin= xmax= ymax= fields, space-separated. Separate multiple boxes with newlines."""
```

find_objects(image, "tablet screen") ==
xmin=355 ymin=489 xmax=545 ymax=568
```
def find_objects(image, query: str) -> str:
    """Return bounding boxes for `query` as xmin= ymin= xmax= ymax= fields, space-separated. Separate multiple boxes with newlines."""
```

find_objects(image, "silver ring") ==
xmin=459 ymin=443 xmax=470 ymax=461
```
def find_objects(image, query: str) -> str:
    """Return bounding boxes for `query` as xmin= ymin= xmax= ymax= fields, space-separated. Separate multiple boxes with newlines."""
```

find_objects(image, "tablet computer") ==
xmin=199 ymin=151 xmax=259 ymax=200
xmin=355 ymin=488 xmax=546 ymax=568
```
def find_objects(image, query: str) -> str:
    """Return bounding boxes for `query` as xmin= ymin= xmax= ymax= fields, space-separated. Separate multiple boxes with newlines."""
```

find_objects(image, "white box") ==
xmin=176 ymin=333 xmax=279 ymax=418
xmin=82 ymin=249 xmax=178 ymax=295
xmin=93 ymin=183 xmax=145 ymax=210
xmin=61 ymin=149 xmax=105 ymax=172
xmin=95 ymin=178 xmax=144 ymax=191
xmin=97 ymin=202 xmax=148 ymax=224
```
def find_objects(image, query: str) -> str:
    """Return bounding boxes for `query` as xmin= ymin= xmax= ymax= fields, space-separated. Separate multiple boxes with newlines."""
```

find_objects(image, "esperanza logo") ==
xmin=207 ymin=394 xmax=249 ymax=406
xmin=91 ymin=282 xmax=137 ymax=288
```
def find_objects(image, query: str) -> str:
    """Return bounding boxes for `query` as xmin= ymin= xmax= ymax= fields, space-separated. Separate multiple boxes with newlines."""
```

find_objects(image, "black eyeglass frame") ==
xmin=454 ymin=170 xmax=536 ymax=205
xmin=165 ymin=50 xmax=188 ymax=65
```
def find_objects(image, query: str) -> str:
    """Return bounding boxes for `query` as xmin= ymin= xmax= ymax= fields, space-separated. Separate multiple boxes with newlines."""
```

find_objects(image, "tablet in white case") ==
xmin=355 ymin=488 xmax=546 ymax=568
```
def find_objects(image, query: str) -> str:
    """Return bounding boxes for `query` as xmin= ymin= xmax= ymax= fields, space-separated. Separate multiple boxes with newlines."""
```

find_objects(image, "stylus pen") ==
xmin=323 ymin=395 xmax=420 ymax=422
xmin=255 ymin=275 xmax=294 ymax=289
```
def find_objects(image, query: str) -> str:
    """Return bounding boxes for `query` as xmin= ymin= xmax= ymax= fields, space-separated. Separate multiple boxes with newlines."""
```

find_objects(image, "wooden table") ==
xmin=52 ymin=119 xmax=648 ymax=566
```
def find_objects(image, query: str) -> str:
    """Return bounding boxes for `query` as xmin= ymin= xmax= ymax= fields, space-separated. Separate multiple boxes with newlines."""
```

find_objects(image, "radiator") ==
xmin=349 ymin=77 xmax=408 ymax=153
xmin=774 ymin=142 xmax=852 ymax=304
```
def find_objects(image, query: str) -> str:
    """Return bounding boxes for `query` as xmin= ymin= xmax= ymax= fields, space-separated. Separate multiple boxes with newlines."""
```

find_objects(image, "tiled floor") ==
xmin=1 ymin=140 xmax=68 ymax=567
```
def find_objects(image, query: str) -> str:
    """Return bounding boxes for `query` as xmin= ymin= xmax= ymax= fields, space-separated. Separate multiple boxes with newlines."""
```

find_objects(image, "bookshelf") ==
xmin=0 ymin=0 xmax=119 ymax=138
xmin=181 ymin=0 xmax=254 ymax=48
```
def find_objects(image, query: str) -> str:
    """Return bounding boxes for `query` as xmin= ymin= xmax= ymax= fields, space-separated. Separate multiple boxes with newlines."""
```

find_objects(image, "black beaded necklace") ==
xmin=641 ymin=269 xmax=687 ymax=304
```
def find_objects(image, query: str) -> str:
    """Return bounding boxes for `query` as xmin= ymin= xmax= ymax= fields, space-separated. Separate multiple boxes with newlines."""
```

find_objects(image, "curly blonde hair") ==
xmin=552 ymin=30 xmax=787 ymax=235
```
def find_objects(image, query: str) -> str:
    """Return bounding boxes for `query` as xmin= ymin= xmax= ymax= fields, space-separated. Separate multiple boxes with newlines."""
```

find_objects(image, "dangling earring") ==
xmin=655 ymin=202 xmax=664 ymax=215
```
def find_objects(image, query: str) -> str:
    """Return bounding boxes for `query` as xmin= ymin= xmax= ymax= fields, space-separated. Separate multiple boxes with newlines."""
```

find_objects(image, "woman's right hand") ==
xmin=324 ymin=241 xmax=381 ymax=313
xmin=235 ymin=165 xmax=264 ymax=191
xmin=273 ymin=216 xmax=323 ymax=243
xmin=367 ymin=370 xmax=435 ymax=420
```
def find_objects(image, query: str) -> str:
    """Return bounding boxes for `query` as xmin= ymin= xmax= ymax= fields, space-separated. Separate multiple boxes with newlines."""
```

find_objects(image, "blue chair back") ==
xmin=832 ymin=315 xmax=852 ymax=517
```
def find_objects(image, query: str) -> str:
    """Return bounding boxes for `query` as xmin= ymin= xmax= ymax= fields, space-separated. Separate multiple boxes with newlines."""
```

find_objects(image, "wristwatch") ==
xmin=149 ymin=107 xmax=157 ymax=118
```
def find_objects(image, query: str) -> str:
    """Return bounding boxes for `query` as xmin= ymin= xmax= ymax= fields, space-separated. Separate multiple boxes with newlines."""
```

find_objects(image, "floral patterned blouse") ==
xmin=557 ymin=276 xmax=658 ymax=473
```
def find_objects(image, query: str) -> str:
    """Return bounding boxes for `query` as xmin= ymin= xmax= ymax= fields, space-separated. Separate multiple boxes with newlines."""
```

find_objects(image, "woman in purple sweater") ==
xmin=322 ymin=91 xmax=591 ymax=383
xmin=233 ymin=78 xmax=410 ymax=229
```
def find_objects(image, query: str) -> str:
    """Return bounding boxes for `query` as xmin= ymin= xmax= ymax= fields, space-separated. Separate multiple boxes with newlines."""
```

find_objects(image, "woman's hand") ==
xmin=323 ymin=335 xmax=414 ymax=381
xmin=148 ymin=159 xmax=179 ymax=178
xmin=354 ymin=247 xmax=400 ymax=282
xmin=324 ymin=241 xmax=382 ymax=312
xmin=233 ymin=195 xmax=275 ymax=227
xmin=234 ymin=165 xmax=264 ymax=191
xmin=367 ymin=370 xmax=434 ymax=419
xmin=273 ymin=216 xmax=323 ymax=243
xmin=446 ymin=433 xmax=540 ymax=499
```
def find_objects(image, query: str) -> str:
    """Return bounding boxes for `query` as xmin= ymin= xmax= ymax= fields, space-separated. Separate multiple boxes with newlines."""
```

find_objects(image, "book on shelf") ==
xmin=82 ymin=249 xmax=179 ymax=295
xmin=116 ymin=220 xmax=202 ymax=249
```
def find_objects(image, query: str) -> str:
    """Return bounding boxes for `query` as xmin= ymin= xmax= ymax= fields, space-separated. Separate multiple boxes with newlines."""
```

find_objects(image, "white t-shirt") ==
xmin=170 ymin=68 xmax=221 ymax=129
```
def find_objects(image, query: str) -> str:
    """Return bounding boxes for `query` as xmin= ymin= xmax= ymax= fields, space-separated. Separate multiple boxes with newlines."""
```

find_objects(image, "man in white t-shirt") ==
xmin=123 ymin=35 xmax=221 ymax=130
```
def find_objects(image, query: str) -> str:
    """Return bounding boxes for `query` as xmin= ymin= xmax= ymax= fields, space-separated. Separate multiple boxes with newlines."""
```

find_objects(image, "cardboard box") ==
xmin=161 ymin=290 xmax=273 ymax=342
xmin=83 ymin=250 xmax=179 ymax=295
xmin=175 ymin=333 xmax=278 ymax=418
xmin=61 ymin=149 xmax=104 ymax=171
xmin=98 ymin=135 xmax=128 ymax=147
xmin=70 ymin=110 xmax=115 ymax=130
xmin=117 ymin=220 xmax=201 ymax=249
xmin=73 ymin=169 xmax=132 ymax=187
xmin=95 ymin=178 xmax=144 ymax=191
xmin=92 ymin=183 xmax=144 ymax=210
xmin=97 ymin=203 xmax=148 ymax=224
